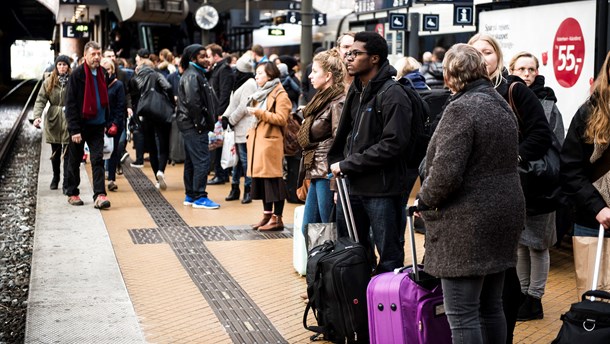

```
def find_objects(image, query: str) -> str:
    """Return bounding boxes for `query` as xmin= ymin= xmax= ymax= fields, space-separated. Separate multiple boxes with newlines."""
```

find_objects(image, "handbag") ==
xmin=220 ymin=129 xmax=238 ymax=169
xmin=306 ymin=205 xmax=338 ymax=251
xmin=137 ymin=87 xmax=174 ymax=123
xmin=572 ymin=235 xmax=610 ymax=298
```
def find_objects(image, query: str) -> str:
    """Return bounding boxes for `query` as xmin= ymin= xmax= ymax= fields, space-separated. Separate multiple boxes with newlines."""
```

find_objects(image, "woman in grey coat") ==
xmin=418 ymin=44 xmax=525 ymax=344
xmin=33 ymin=55 xmax=71 ymax=190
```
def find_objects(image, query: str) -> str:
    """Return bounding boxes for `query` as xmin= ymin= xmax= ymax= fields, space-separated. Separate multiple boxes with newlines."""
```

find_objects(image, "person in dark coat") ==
xmin=328 ymin=31 xmax=411 ymax=274
xmin=469 ymin=33 xmax=553 ymax=343
xmin=509 ymin=51 xmax=565 ymax=321
xmin=560 ymin=51 xmax=610 ymax=297
xmin=206 ymin=43 xmax=235 ymax=185
xmin=418 ymin=43 xmax=525 ymax=344
xmin=64 ymin=41 xmax=111 ymax=209
xmin=100 ymin=57 xmax=126 ymax=192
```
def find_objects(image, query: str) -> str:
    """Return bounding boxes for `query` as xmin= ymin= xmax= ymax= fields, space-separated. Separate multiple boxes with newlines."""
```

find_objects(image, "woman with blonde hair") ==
xmin=297 ymin=48 xmax=346 ymax=234
xmin=394 ymin=56 xmax=429 ymax=90
xmin=561 ymin=51 xmax=610 ymax=294
xmin=33 ymin=55 xmax=72 ymax=190
xmin=247 ymin=62 xmax=292 ymax=231
xmin=468 ymin=33 xmax=553 ymax=343
xmin=418 ymin=43 xmax=524 ymax=344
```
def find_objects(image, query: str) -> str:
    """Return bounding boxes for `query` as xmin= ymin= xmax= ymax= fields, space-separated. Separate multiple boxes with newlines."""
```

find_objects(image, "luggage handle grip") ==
xmin=582 ymin=290 xmax=610 ymax=302
xmin=336 ymin=174 xmax=359 ymax=243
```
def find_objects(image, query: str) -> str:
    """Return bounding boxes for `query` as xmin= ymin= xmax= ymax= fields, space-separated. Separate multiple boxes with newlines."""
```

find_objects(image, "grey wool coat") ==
xmin=419 ymin=79 xmax=525 ymax=278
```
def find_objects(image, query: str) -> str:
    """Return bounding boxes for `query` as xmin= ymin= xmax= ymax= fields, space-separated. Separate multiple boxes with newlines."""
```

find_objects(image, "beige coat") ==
xmin=33 ymin=77 xmax=69 ymax=144
xmin=246 ymin=83 xmax=291 ymax=178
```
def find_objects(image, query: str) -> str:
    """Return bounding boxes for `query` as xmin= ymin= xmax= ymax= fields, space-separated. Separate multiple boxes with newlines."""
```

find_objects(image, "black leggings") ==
xmin=50 ymin=143 xmax=66 ymax=179
xmin=263 ymin=200 xmax=285 ymax=216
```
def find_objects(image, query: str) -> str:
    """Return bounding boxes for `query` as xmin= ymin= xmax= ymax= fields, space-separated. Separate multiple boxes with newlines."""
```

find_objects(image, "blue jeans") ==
xmin=181 ymin=127 xmax=210 ymax=199
xmin=336 ymin=192 xmax=405 ymax=273
xmin=230 ymin=143 xmax=251 ymax=188
xmin=302 ymin=178 xmax=334 ymax=234
xmin=574 ymin=224 xmax=610 ymax=237
xmin=442 ymin=271 xmax=506 ymax=344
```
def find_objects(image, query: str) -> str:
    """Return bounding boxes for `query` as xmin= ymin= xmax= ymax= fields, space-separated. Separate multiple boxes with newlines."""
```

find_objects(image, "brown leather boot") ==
xmin=252 ymin=213 xmax=272 ymax=230
xmin=258 ymin=215 xmax=284 ymax=231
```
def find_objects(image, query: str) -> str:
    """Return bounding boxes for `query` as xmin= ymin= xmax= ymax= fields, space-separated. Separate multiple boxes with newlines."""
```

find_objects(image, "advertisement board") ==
xmin=479 ymin=0 xmax=595 ymax=128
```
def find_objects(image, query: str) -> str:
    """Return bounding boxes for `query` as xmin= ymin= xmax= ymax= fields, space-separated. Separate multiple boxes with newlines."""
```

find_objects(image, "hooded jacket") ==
xmin=327 ymin=61 xmax=411 ymax=196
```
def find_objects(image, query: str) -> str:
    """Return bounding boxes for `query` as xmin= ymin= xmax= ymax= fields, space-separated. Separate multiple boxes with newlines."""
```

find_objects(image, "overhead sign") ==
xmin=62 ymin=22 xmax=91 ymax=38
xmin=268 ymin=28 xmax=285 ymax=36
xmin=286 ymin=11 xmax=327 ymax=26
xmin=453 ymin=4 xmax=473 ymax=26
xmin=389 ymin=13 xmax=407 ymax=30
xmin=423 ymin=14 xmax=439 ymax=31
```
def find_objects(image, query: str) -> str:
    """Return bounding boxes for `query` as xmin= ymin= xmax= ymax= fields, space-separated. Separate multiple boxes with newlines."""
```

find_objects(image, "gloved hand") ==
xmin=221 ymin=117 xmax=230 ymax=130
xmin=107 ymin=123 xmax=118 ymax=136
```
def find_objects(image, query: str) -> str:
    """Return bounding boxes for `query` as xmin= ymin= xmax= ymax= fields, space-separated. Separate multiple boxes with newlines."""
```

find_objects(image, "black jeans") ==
xmin=64 ymin=124 xmax=106 ymax=200
xmin=143 ymin=119 xmax=171 ymax=175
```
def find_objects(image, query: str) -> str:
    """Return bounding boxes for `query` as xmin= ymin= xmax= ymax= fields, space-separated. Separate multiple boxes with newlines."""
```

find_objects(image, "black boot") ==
xmin=241 ymin=186 xmax=252 ymax=204
xmin=225 ymin=185 xmax=240 ymax=201
xmin=50 ymin=174 xmax=59 ymax=190
xmin=517 ymin=294 xmax=544 ymax=321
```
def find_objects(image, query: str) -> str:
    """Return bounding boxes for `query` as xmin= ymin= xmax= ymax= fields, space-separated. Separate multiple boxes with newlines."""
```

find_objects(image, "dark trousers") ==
xmin=336 ymin=192 xmax=405 ymax=274
xmin=182 ymin=127 xmax=210 ymax=199
xmin=64 ymin=124 xmax=106 ymax=200
xmin=211 ymin=147 xmax=228 ymax=180
xmin=50 ymin=143 xmax=67 ymax=180
xmin=503 ymin=267 xmax=521 ymax=344
xmin=106 ymin=133 xmax=121 ymax=181
xmin=143 ymin=119 xmax=171 ymax=175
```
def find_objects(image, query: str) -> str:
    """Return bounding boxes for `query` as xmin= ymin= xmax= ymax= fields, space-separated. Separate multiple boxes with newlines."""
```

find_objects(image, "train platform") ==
xmin=25 ymin=140 xmax=579 ymax=343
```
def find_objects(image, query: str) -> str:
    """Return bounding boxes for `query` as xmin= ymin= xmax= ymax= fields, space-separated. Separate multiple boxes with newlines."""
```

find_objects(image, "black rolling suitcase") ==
xmin=552 ymin=224 xmax=610 ymax=343
xmin=303 ymin=175 xmax=371 ymax=343
xmin=169 ymin=117 xmax=185 ymax=164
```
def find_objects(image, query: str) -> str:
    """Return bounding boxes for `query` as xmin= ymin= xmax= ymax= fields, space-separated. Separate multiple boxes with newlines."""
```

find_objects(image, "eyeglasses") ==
xmin=345 ymin=50 xmax=369 ymax=59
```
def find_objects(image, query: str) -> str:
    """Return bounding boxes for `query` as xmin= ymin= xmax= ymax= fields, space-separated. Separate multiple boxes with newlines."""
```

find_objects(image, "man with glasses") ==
xmin=328 ymin=31 xmax=412 ymax=274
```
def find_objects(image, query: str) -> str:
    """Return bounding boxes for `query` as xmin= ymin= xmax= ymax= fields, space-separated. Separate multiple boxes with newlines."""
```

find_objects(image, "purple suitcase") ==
xmin=367 ymin=206 xmax=452 ymax=344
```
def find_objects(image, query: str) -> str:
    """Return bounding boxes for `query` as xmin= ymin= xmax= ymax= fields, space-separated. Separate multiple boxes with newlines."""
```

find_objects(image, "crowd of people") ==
xmin=33 ymin=30 xmax=610 ymax=343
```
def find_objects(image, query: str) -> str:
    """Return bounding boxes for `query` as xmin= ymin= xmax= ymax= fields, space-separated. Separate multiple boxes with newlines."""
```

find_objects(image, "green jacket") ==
xmin=33 ymin=77 xmax=69 ymax=144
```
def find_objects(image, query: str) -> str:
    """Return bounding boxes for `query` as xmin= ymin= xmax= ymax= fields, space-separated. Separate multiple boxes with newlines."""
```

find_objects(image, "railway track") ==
xmin=0 ymin=79 xmax=42 ymax=343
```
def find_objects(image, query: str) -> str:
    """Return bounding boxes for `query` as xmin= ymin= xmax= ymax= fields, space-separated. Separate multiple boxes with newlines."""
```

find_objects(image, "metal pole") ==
xmin=595 ymin=0 xmax=608 ymax=77
xmin=301 ymin=0 xmax=313 ymax=77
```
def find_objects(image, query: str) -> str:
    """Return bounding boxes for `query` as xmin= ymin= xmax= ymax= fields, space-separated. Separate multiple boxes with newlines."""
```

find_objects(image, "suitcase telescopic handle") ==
xmin=336 ymin=174 xmax=359 ymax=243
xmin=591 ymin=224 xmax=605 ymax=300
xmin=406 ymin=205 xmax=420 ymax=282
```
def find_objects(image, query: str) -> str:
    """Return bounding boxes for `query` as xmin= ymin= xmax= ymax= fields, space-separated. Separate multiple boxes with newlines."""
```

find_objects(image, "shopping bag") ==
xmin=573 ymin=235 xmax=610 ymax=298
xmin=103 ymin=134 xmax=114 ymax=160
xmin=306 ymin=222 xmax=337 ymax=251
xmin=220 ymin=129 xmax=238 ymax=169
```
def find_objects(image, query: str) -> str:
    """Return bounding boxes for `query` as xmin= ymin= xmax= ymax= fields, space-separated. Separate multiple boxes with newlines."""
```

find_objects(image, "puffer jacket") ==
xmin=33 ymin=76 xmax=69 ymax=144
xmin=327 ymin=61 xmax=411 ymax=197
xmin=304 ymin=94 xmax=345 ymax=180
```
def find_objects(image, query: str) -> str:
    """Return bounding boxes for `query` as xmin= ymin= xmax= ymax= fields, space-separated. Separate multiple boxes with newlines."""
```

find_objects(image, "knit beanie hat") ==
xmin=55 ymin=55 xmax=71 ymax=67
xmin=235 ymin=53 xmax=254 ymax=73
xmin=181 ymin=44 xmax=204 ymax=70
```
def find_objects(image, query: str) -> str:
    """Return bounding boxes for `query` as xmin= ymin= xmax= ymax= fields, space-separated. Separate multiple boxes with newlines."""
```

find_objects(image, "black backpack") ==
xmin=375 ymin=79 xmax=431 ymax=169
xmin=399 ymin=77 xmax=451 ymax=134
xmin=200 ymin=76 xmax=219 ymax=132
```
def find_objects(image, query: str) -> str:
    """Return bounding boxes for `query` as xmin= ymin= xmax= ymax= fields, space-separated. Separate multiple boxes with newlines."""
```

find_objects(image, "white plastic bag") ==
xmin=220 ymin=129 xmax=238 ymax=169
xmin=103 ymin=134 xmax=114 ymax=160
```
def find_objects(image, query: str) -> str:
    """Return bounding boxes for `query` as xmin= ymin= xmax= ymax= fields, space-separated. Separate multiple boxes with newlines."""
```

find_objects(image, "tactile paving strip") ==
xmin=123 ymin=165 xmax=288 ymax=343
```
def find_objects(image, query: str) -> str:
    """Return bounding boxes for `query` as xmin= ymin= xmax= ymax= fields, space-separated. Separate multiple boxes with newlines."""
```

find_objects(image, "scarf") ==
xmin=58 ymin=73 xmax=69 ymax=88
xmin=297 ymin=83 xmax=345 ymax=169
xmin=247 ymin=78 xmax=280 ymax=106
xmin=82 ymin=63 xmax=108 ymax=119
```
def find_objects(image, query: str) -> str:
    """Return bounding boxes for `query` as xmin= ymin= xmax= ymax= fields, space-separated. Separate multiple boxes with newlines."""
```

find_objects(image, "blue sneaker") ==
xmin=192 ymin=197 xmax=220 ymax=209
xmin=183 ymin=195 xmax=195 ymax=206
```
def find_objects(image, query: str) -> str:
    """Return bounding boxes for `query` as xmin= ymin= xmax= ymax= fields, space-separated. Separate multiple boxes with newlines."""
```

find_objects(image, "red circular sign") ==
xmin=552 ymin=18 xmax=585 ymax=88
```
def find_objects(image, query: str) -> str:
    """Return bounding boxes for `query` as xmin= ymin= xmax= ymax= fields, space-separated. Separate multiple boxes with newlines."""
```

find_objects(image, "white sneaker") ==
xmin=156 ymin=171 xmax=167 ymax=190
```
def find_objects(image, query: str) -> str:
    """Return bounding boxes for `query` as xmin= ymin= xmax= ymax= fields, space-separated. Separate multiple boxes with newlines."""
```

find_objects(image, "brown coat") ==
xmin=246 ymin=83 xmax=291 ymax=178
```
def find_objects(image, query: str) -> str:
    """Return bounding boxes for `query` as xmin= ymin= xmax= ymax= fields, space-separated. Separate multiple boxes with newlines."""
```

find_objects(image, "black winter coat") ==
xmin=65 ymin=64 xmax=110 ymax=136
xmin=560 ymin=99 xmax=606 ymax=229
xmin=176 ymin=65 xmax=214 ymax=133
xmin=327 ymin=61 xmax=411 ymax=196
xmin=208 ymin=59 xmax=235 ymax=116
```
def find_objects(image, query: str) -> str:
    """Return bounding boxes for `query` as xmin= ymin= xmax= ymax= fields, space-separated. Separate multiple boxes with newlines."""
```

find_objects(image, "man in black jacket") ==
xmin=205 ymin=43 xmax=235 ymax=185
xmin=176 ymin=44 xmax=220 ymax=209
xmin=64 ymin=41 xmax=111 ymax=209
xmin=328 ymin=31 xmax=412 ymax=274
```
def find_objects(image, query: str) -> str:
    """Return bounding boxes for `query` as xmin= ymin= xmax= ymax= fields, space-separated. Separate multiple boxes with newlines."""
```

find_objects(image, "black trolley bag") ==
xmin=303 ymin=175 xmax=371 ymax=343
xmin=552 ymin=224 xmax=610 ymax=343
